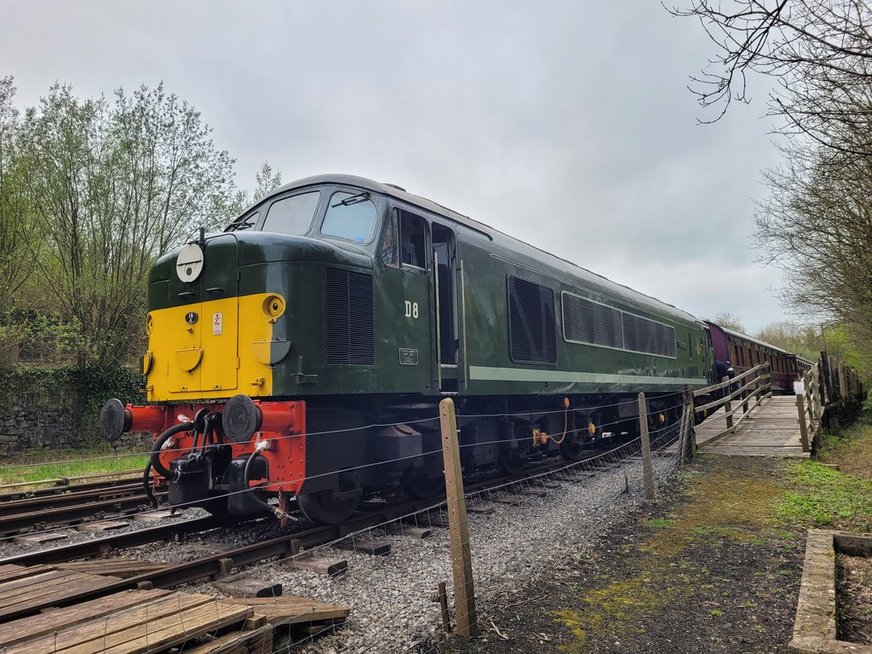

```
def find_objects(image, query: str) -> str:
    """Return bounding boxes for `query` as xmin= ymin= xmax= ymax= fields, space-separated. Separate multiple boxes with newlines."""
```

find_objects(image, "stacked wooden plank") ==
xmin=0 ymin=564 xmax=350 ymax=653
xmin=0 ymin=563 xmax=123 ymax=622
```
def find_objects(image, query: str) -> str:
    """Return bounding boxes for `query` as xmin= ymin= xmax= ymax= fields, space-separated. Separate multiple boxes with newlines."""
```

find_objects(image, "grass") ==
xmin=0 ymin=446 xmax=147 ymax=487
xmin=549 ymin=420 xmax=872 ymax=652
xmin=775 ymin=410 xmax=872 ymax=531
xmin=779 ymin=460 xmax=872 ymax=531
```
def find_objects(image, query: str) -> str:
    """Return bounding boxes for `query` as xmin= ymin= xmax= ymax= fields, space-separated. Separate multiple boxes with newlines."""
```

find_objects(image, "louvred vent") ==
xmin=508 ymin=276 xmax=556 ymax=364
xmin=325 ymin=268 xmax=374 ymax=365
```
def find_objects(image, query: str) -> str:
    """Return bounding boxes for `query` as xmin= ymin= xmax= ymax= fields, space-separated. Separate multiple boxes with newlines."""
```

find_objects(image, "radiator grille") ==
xmin=325 ymin=268 xmax=374 ymax=365
xmin=508 ymin=276 xmax=556 ymax=363
xmin=622 ymin=313 xmax=676 ymax=357
xmin=562 ymin=294 xmax=623 ymax=348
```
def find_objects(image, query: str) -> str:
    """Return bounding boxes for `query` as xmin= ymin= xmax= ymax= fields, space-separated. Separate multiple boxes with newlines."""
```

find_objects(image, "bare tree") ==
xmin=709 ymin=311 xmax=748 ymax=333
xmin=755 ymin=138 xmax=872 ymax=346
xmin=671 ymin=0 xmax=872 ymax=154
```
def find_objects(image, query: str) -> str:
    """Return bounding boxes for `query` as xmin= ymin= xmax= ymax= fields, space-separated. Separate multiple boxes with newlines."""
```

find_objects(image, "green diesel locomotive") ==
xmin=101 ymin=174 xmax=712 ymax=524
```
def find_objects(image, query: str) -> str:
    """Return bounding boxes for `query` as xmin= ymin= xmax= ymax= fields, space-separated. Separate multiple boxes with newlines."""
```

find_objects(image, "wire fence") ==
xmin=233 ymin=399 xmax=691 ymax=653
xmin=0 ymin=393 xmax=693 ymax=654
xmin=0 ymin=393 xmax=690 ymax=545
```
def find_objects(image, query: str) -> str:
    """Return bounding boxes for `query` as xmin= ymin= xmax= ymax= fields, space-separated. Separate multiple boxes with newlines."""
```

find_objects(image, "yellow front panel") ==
xmin=145 ymin=293 xmax=277 ymax=402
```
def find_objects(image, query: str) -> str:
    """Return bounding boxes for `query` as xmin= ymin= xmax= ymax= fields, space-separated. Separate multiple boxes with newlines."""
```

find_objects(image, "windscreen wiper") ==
xmin=227 ymin=219 xmax=254 ymax=232
xmin=331 ymin=191 xmax=370 ymax=207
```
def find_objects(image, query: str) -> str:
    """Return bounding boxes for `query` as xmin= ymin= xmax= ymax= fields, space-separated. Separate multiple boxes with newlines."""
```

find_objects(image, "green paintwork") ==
xmin=146 ymin=175 xmax=713 ymax=401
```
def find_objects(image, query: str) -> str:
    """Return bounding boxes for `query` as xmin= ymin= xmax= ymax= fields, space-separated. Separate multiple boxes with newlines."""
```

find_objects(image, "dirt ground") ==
xmin=839 ymin=554 xmax=872 ymax=644
xmin=446 ymin=456 xmax=811 ymax=654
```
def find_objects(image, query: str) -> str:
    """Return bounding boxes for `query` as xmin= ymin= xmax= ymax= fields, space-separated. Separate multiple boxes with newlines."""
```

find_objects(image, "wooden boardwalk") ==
xmin=696 ymin=395 xmax=809 ymax=458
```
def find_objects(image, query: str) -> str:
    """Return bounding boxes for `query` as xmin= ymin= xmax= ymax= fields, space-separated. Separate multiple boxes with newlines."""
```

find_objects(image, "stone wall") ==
xmin=0 ymin=394 xmax=80 ymax=455
xmin=111 ymin=430 xmax=152 ymax=454
xmin=0 ymin=364 xmax=144 ymax=456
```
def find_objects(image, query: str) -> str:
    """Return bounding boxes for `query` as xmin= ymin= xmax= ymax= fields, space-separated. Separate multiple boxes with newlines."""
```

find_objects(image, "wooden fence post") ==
xmin=637 ymin=393 xmax=655 ymax=500
xmin=439 ymin=398 xmax=477 ymax=637
xmin=838 ymin=361 xmax=848 ymax=408
xmin=683 ymin=385 xmax=695 ymax=461
xmin=796 ymin=394 xmax=809 ymax=452
xmin=721 ymin=376 xmax=734 ymax=431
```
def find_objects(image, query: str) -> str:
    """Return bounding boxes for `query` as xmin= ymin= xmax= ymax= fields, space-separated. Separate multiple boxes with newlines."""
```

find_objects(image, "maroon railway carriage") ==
xmin=704 ymin=321 xmax=806 ymax=394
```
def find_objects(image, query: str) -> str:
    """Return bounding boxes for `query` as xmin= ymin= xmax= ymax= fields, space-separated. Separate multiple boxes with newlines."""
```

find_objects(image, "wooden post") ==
xmin=438 ymin=581 xmax=452 ymax=633
xmin=837 ymin=361 xmax=848 ymax=407
xmin=637 ymin=393 xmax=655 ymax=500
xmin=721 ymin=376 xmax=734 ymax=431
xmin=683 ymin=385 xmax=695 ymax=461
xmin=796 ymin=395 xmax=809 ymax=452
xmin=439 ymin=398 xmax=477 ymax=637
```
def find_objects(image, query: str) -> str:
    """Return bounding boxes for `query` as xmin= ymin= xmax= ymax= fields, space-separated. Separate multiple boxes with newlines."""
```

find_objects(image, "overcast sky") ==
xmin=2 ymin=1 xmax=789 ymax=332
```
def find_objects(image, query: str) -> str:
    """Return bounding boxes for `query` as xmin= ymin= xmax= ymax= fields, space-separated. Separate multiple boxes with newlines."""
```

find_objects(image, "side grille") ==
xmin=562 ymin=294 xmax=623 ymax=348
xmin=622 ymin=313 xmax=676 ymax=357
xmin=508 ymin=276 xmax=556 ymax=363
xmin=325 ymin=268 xmax=374 ymax=365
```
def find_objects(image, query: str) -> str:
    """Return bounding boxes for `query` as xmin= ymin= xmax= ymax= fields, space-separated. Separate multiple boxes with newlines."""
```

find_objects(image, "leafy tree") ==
xmin=252 ymin=161 xmax=283 ymax=202
xmin=708 ymin=311 xmax=747 ymax=334
xmin=16 ymin=82 xmax=241 ymax=368
xmin=0 ymin=77 xmax=36 ymax=308
xmin=755 ymin=321 xmax=823 ymax=360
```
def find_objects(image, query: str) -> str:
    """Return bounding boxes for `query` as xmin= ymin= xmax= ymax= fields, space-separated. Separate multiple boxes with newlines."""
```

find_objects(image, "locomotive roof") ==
xmin=269 ymin=174 xmax=704 ymax=326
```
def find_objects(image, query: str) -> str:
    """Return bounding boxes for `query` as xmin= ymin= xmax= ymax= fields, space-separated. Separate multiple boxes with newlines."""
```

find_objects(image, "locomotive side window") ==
xmin=261 ymin=191 xmax=321 ymax=235
xmin=508 ymin=276 xmax=557 ymax=364
xmin=321 ymin=191 xmax=378 ymax=243
xmin=400 ymin=210 xmax=428 ymax=269
xmin=379 ymin=211 xmax=399 ymax=268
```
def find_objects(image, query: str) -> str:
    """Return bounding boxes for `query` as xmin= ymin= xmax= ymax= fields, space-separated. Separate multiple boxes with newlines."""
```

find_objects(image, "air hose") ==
xmin=142 ymin=460 xmax=157 ymax=508
xmin=548 ymin=398 xmax=572 ymax=445
xmin=243 ymin=442 xmax=292 ymax=520
xmin=150 ymin=422 xmax=193 ymax=479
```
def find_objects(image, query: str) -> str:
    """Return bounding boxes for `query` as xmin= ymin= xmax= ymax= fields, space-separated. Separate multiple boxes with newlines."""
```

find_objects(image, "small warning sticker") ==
xmin=212 ymin=312 xmax=223 ymax=336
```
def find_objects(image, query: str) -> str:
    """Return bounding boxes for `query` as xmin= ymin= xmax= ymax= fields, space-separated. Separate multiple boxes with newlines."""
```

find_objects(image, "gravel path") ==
xmin=178 ymin=450 xmax=682 ymax=653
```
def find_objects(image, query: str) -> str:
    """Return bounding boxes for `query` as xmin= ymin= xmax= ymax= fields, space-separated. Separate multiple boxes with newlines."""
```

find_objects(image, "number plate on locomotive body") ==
xmin=399 ymin=348 xmax=419 ymax=365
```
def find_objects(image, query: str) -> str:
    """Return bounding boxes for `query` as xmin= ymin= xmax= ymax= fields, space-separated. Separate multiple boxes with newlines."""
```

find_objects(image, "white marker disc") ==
xmin=176 ymin=243 xmax=204 ymax=283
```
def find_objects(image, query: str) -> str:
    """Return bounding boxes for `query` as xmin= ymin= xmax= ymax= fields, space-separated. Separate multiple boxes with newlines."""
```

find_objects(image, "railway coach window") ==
xmin=261 ymin=191 xmax=321 ymax=235
xmin=321 ymin=191 xmax=378 ymax=243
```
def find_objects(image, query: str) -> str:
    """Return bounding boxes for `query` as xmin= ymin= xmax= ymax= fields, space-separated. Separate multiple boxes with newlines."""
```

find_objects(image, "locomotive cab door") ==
xmin=376 ymin=208 xmax=434 ymax=393
xmin=432 ymin=223 xmax=460 ymax=392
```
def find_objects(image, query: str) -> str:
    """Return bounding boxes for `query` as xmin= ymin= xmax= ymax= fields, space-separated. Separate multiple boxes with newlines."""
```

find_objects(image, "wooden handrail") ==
xmin=693 ymin=363 xmax=767 ymax=398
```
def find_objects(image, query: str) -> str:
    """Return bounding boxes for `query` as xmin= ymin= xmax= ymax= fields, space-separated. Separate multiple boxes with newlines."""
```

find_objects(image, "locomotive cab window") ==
xmin=261 ymin=191 xmax=321 ymax=235
xmin=379 ymin=211 xmax=399 ymax=268
xmin=321 ymin=191 xmax=378 ymax=243
xmin=400 ymin=210 xmax=428 ymax=269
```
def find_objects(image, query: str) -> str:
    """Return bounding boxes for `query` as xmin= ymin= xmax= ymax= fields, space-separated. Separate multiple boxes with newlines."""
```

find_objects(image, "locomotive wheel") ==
xmin=497 ymin=448 xmax=525 ymax=475
xmin=559 ymin=434 xmax=585 ymax=461
xmin=298 ymin=489 xmax=361 ymax=525
xmin=202 ymin=496 xmax=234 ymax=519
xmin=402 ymin=468 xmax=443 ymax=500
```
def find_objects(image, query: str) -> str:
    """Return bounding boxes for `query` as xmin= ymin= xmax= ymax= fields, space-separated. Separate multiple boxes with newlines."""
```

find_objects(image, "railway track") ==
xmin=0 ymin=470 xmax=143 ymax=501
xmin=0 ymin=428 xmax=682 ymax=623
xmin=0 ymin=478 xmax=167 ymax=535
